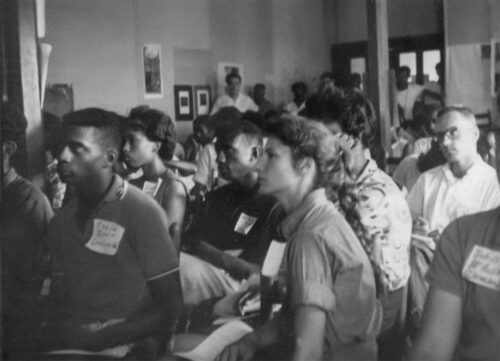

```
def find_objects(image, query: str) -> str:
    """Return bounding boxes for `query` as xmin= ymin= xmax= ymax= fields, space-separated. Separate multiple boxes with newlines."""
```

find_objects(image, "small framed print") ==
xmin=194 ymin=85 xmax=212 ymax=117
xmin=173 ymin=85 xmax=194 ymax=121
xmin=142 ymin=44 xmax=163 ymax=99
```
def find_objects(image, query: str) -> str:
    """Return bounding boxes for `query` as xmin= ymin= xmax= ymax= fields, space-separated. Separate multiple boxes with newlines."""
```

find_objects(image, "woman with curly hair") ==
xmin=123 ymin=106 xmax=187 ymax=252
xmin=216 ymin=117 xmax=381 ymax=361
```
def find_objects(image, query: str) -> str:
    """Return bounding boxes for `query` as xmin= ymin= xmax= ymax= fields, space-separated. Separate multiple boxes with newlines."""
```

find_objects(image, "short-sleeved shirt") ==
xmin=186 ymin=183 xmax=277 ymax=265
xmin=1 ymin=168 xmax=53 ymax=312
xmin=407 ymin=158 xmax=500 ymax=233
xmin=47 ymin=175 xmax=178 ymax=324
xmin=396 ymin=84 xmax=424 ymax=121
xmin=193 ymin=142 xmax=219 ymax=190
xmin=355 ymin=160 xmax=412 ymax=292
xmin=281 ymin=189 xmax=382 ymax=360
xmin=427 ymin=208 xmax=500 ymax=360
xmin=129 ymin=169 xmax=188 ymax=213
xmin=392 ymin=155 xmax=420 ymax=193
xmin=283 ymin=101 xmax=306 ymax=116
xmin=210 ymin=93 xmax=258 ymax=115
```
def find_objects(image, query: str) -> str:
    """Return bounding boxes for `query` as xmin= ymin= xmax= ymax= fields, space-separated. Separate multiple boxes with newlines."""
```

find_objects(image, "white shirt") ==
xmin=396 ymin=84 xmax=424 ymax=121
xmin=406 ymin=158 xmax=500 ymax=233
xmin=210 ymin=93 xmax=258 ymax=115
xmin=283 ymin=101 xmax=305 ymax=116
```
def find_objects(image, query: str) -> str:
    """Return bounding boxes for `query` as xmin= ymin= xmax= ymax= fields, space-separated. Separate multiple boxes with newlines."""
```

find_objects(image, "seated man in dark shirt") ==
xmin=181 ymin=120 xmax=279 ymax=305
xmin=1 ymin=103 xmax=54 ymax=356
xmin=14 ymin=108 xmax=182 ymax=359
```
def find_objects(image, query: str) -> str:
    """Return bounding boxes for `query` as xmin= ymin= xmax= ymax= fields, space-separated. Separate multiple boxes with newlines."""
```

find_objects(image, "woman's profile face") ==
xmin=256 ymin=136 xmax=300 ymax=197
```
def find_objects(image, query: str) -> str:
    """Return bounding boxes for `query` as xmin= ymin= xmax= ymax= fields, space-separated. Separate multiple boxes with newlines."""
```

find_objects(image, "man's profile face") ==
xmin=396 ymin=70 xmax=410 ymax=89
xmin=216 ymin=134 xmax=258 ymax=183
xmin=226 ymin=77 xmax=241 ymax=98
xmin=434 ymin=111 xmax=478 ymax=164
xmin=57 ymin=126 xmax=108 ymax=186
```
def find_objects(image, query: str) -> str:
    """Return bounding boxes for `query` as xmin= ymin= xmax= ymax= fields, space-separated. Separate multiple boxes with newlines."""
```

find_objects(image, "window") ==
xmin=423 ymin=50 xmax=441 ymax=82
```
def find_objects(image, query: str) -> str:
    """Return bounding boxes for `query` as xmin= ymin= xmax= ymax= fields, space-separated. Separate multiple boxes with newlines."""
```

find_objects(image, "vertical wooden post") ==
xmin=367 ymin=0 xmax=391 ymax=159
xmin=5 ymin=0 xmax=43 ymax=178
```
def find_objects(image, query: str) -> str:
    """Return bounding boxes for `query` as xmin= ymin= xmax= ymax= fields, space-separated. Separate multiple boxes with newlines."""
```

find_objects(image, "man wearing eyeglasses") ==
xmin=405 ymin=106 xmax=500 ymax=336
xmin=407 ymin=106 xmax=500 ymax=238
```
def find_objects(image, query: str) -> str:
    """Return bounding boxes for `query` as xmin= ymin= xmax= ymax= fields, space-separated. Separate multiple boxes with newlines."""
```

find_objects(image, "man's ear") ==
xmin=296 ymin=156 xmax=315 ymax=174
xmin=153 ymin=141 xmax=161 ymax=153
xmin=250 ymin=145 xmax=263 ymax=162
xmin=3 ymin=141 xmax=18 ymax=159
xmin=103 ymin=148 xmax=119 ymax=168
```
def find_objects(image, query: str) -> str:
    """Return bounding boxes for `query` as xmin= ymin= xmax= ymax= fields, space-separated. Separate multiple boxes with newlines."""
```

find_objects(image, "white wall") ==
xmin=325 ymin=0 xmax=441 ymax=44
xmin=44 ymin=0 xmax=329 ymax=141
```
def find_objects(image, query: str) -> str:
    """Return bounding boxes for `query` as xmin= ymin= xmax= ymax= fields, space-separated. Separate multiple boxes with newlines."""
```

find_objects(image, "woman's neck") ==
xmin=277 ymin=180 xmax=314 ymax=215
xmin=142 ymin=156 xmax=168 ymax=181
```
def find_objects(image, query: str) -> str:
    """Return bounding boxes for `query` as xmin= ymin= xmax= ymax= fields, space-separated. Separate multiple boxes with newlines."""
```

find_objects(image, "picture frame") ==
xmin=173 ymin=85 xmax=194 ymax=121
xmin=217 ymin=62 xmax=244 ymax=95
xmin=194 ymin=85 xmax=212 ymax=117
xmin=142 ymin=44 xmax=163 ymax=99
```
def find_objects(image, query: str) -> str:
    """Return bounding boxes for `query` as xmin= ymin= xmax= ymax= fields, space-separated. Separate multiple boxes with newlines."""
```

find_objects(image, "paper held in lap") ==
xmin=174 ymin=320 xmax=253 ymax=361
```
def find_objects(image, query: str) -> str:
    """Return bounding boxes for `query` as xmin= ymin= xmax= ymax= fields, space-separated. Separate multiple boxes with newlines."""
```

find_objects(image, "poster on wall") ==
xmin=217 ymin=62 xmax=244 ymax=95
xmin=143 ymin=44 xmax=163 ymax=99
xmin=194 ymin=85 xmax=211 ymax=117
xmin=173 ymin=85 xmax=193 ymax=121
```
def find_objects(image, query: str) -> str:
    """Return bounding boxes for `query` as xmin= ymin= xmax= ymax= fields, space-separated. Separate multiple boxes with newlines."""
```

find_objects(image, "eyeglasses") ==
xmin=433 ymin=126 xmax=474 ymax=143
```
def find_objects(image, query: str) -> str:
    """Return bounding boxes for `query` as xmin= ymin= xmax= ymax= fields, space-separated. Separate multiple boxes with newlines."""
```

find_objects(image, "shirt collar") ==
xmin=355 ymin=159 xmax=377 ymax=185
xmin=3 ymin=167 xmax=19 ymax=187
xmin=280 ymin=188 xmax=329 ymax=239
xmin=442 ymin=155 xmax=484 ymax=182
xmin=101 ymin=175 xmax=127 ymax=204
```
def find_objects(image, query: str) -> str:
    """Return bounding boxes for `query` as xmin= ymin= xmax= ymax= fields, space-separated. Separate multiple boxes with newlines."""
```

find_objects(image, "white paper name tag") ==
xmin=85 ymin=219 xmax=125 ymax=256
xmin=462 ymin=245 xmax=500 ymax=291
xmin=261 ymin=240 xmax=287 ymax=277
xmin=234 ymin=213 xmax=258 ymax=235
xmin=142 ymin=178 xmax=162 ymax=198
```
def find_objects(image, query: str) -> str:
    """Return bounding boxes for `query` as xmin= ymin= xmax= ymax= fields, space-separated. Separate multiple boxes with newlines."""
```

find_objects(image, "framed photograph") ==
xmin=173 ymin=85 xmax=194 ymax=121
xmin=217 ymin=62 xmax=244 ymax=94
xmin=194 ymin=85 xmax=212 ymax=117
xmin=142 ymin=44 xmax=163 ymax=99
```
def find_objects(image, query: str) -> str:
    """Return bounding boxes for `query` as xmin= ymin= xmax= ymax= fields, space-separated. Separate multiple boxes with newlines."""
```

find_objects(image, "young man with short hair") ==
xmin=211 ymin=72 xmax=258 ymax=115
xmin=19 ymin=108 xmax=182 ymax=358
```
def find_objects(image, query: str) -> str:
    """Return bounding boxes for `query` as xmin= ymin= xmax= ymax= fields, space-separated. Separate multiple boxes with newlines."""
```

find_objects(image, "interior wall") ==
xmin=325 ymin=0 xmax=441 ymax=44
xmin=44 ymin=0 xmax=328 ymax=141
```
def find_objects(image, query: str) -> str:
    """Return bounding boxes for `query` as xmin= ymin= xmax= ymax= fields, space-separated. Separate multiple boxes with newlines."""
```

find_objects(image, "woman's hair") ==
xmin=264 ymin=116 xmax=344 ymax=192
xmin=127 ymin=106 xmax=176 ymax=161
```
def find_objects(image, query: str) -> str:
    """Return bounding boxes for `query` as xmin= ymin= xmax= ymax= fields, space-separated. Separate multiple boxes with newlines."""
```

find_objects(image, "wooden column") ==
xmin=5 ymin=0 xmax=43 ymax=178
xmin=367 ymin=0 xmax=391 ymax=158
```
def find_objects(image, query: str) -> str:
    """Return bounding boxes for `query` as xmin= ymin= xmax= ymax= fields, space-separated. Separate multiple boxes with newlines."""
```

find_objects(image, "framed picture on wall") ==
xmin=194 ymin=85 xmax=212 ymax=117
xmin=142 ymin=44 xmax=163 ymax=99
xmin=173 ymin=85 xmax=193 ymax=121
xmin=217 ymin=62 xmax=244 ymax=94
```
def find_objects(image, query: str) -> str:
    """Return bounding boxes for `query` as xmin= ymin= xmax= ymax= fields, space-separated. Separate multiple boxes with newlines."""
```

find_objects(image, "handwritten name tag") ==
xmin=142 ymin=178 xmax=162 ymax=199
xmin=234 ymin=213 xmax=258 ymax=235
xmin=462 ymin=245 xmax=500 ymax=291
xmin=85 ymin=219 xmax=125 ymax=256
xmin=261 ymin=240 xmax=287 ymax=277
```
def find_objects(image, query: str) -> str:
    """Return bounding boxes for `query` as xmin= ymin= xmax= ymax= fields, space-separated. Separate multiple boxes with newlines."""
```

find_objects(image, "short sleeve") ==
xmin=286 ymin=232 xmax=336 ymax=311
xmin=406 ymin=174 xmax=425 ymax=220
xmin=426 ymin=220 xmax=463 ymax=296
xmin=193 ymin=145 xmax=212 ymax=186
xmin=130 ymin=199 xmax=179 ymax=280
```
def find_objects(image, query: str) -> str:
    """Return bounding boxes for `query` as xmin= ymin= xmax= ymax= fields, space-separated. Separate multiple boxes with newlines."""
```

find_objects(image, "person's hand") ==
xmin=215 ymin=334 xmax=258 ymax=361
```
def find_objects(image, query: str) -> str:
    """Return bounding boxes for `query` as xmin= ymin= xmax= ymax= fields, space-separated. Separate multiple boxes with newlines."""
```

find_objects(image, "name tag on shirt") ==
xmin=261 ymin=240 xmax=287 ymax=277
xmin=142 ymin=178 xmax=162 ymax=198
xmin=85 ymin=219 xmax=125 ymax=256
xmin=234 ymin=213 xmax=258 ymax=235
xmin=462 ymin=245 xmax=500 ymax=291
